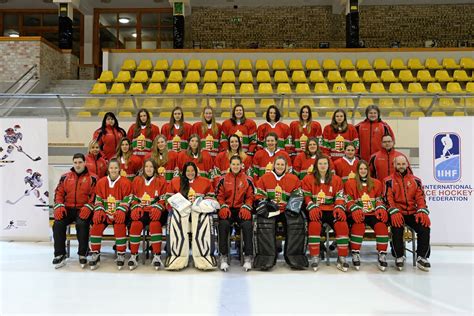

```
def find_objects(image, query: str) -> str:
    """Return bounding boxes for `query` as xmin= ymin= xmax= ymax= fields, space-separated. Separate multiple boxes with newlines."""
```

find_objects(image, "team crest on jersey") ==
xmin=433 ymin=132 xmax=461 ymax=182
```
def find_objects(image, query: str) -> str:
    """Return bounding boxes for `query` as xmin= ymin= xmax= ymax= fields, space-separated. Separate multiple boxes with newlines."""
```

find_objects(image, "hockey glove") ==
xmin=333 ymin=208 xmax=347 ymax=222
xmin=309 ymin=207 xmax=322 ymax=222
xmin=92 ymin=210 xmax=106 ymax=224
xmin=54 ymin=205 xmax=67 ymax=221
xmin=130 ymin=207 xmax=144 ymax=221
xmin=415 ymin=212 xmax=431 ymax=228
xmin=374 ymin=208 xmax=388 ymax=223
xmin=389 ymin=208 xmax=404 ymax=228
xmin=78 ymin=205 xmax=92 ymax=220
xmin=238 ymin=208 xmax=252 ymax=221
xmin=149 ymin=208 xmax=162 ymax=221
xmin=114 ymin=209 xmax=126 ymax=224
xmin=218 ymin=207 xmax=231 ymax=220
xmin=351 ymin=209 xmax=365 ymax=224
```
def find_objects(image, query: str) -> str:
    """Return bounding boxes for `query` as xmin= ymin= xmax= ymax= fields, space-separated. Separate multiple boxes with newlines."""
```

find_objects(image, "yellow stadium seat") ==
xmin=256 ymin=60 xmax=270 ymax=71
xmin=132 ymin=71 xmax=149 ymax=83
xmin=164 ymin=83 xmax=181 ymax=94
xmin=121 ymin=98 xmax=134 ymax=112
xmin=154 ymin=59 xmax=169 ymax=71
xmin=170 ymin=59 xmax=185 ymax=71
xmin=272 ymin=59 xmax=287 ymax=71
xmin=98 ymin=111 xmax=107 ymax=118
xmin=90 ymin=83 xmax=107 ymax=94
xmin=399 ymin=70 xmax=416 ymax=83
xmin=109 ymin=83 xmax=126 ymax=94
xmin=432 ymin=111 xmax=446 ymax=117
xmin=168 ymin=71 xmax=183 ymax=83
xmin=238 ymin=70 xmax=253 ymax=83
xmin=221 ymin=71 xmax=236 ymax=83
xmin=220 ymin=112 xmax=230 ymax=119
xmin=276 ymin=83 xmax=292 ymax=94
xmin=203 ymin=71 xmax=218 ymax=83
xmin=322 ymin=59 xmax=338 ymax=70
xmin=222 ymin=60 xmax=236 ymax=71
xmin=410 ymin=111 xmax=425 ymax=118
xmin=309 ymin=71 xmax=325 ymax=83
xmin=435 ymin=70 xmax=453 ymax=82
xmin=314 ymin=83 xmax=330 ymax=94
xmin=306 ymin=59 xmax=320 ymax=71
xmin=142 ymin=98 xmax=159 ymax=110
xmin=460 ymin=57 xmax=474 ymax=70
xmin=408 ymin=58 xmax=424 ymax=70
xmin=256 ymin=71 xmax=271 ymax=83
xmin=295 ymin=83 xmax=311 ymax=94
xmin=291 ymin=70 xmax=307 ymax=83
xmin=118 ymin=111 xmax=133 ymax=118
xmin=202 ymin=83 xmax=218 ymax=94
xmin=240 ymin=83 xmax=255 ymax=110
xmin=370 ymin=83 xmax=386 ymax=93
xmin=466 ymin=82 xmax=474 ymax=93
xmin=115 ymin=71 xmax=131 ymax=83
xmin=188 ymin=59 xmax=202 ymax=71
xmin=183 ymin=83 xmax=199 ymax=108
xmin=238 ymin=59 xmax=252 ymax=71
xmin=356 ymin=59 xmax=372 ymax=70
xmin=345 ymin=70 xmax=361 ymax=83
xmin=204 ymin=59 xmax=219 ymax=71
xmin=240 ymin=83 xmax=254 ymax=94
xmin=146 ymin=83 xmax=162 ymax=94
xmin=453 ymin=70 xmax=470 ymax=82
xmin=274 ymin=71 xmax=289 ymax=83
xmin=416 ymin=70 xmax=435 ymax=82
xmin=362 ymin=70 xmax=379 ymax=83
xmin=97 ymin=71 xmax=114 ymax=83
xmin=373 ymin=59 xmax=389 ymax=70
xmin=121 ymin=59 xmax=136 ymax=71
xmin=453 ymin=111 xmax=465 ymax=116
xmin=83 ymin=98 xmax=101 ymax=110
xmin=446 ymin=82 xmax=463 ymax=93
xmin=127 ymin=83 xmax=144 ymax=94
xmin=389 ymin=83 xmax=405 ymax=93
xmin=103 ymin=98 xmax=118 ymax=110
xmin=425 ymin=58 xmax=442 ymax=70
xmin=258 ymin=83 xmax=273 ymax=94
xmin=339 ymin=59 xmax=355 ymax=70
xmin=221 ymin=83 xmax=236 ymax=94
xmin=137 ymin=59 xmax=153 ymax=71
xmin=426 ymin=83 xmax=443 ymax=94
xmin=333 ymin=83 xmax=348 ymax=93
xmin=442 ymin=58 xmax=460 ymax=70
xmin=408 ymin=83 xmax=425 ymax=93
xmin=159 ymin=111 xmax=172 ymax=118
xmin=351 ymin=83 xmax=367 ymax=93
xmin=389 ymin=111 xmax=404 ymax=118
xmin=289 ymin=59 xmax=303 ymax=71
xmin=380 ymin=70 xmax=398 ymax=83
xmin=390 ymin=58 xmax=407 ymax=70
xmin=327 ymin=71 xmax=343 ymax=83
xmin=346 ymin=111 xmax=361 ymax=118
xmin=77 ymin=111 xmax=91 ymax=118
xmin=150 ymin=71 xmax=166 ymax=83
xmin=185 ymin=71 xmax=201 ymax=83
xmin=439 ymin=96 xmax=456 ymax=109
xmin=408 ymin=83 xmax=429 ymax=108
xmin=183 ymin=112 xmax=194 ymax=118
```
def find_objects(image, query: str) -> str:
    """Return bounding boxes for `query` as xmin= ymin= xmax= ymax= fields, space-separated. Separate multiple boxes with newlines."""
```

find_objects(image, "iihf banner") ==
xmin=0 ymin=118 xmax=49 ymax=241
xmin=419 ymin=117 xmax=474 ymax=245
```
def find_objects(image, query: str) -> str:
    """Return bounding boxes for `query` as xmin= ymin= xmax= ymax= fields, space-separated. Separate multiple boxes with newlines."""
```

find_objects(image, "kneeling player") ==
xmin=345 ymin=160 xmax=389 ymax=271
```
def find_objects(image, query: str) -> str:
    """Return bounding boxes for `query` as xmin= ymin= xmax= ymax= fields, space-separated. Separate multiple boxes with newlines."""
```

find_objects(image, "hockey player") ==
xmin=89 ymin=159 xmax=132 ymax=270
xmin=302 ymin=155 xmax=349 ymax=272
xmin=333 ymin=142 xmax=359 ymax=182
xmin=221 ymin=104 xmax=257 ymax=156
xmin=165 ymin=161 xmax=218 ymax=270
xmin=1 ymin=125 xmax=23 ymax=160
xmin=192 ymin=106 xmax=223 ymax=158
xmin=384 ymin=155 xmax=431 ymax=272
xmin=176 ymin=134 xmax=214 ymax=179
xmin=128 ymin=159 xmax=167 ymax=270
xmin=289 ymin=105 xmax=322 ymax=158
xmin=85 ymin=140 xmax=107 ymax=179
xmin=24 ymin=169 xmax=48 ymax=204
xmin=345 ymin=160 xmax=389 ymax=271
xmin=369 ymin=134 xmax=409 ymax=182
xmin=355 ymin=105 xmax=395 ymax=162
xmin=161 ymin=106 xmax=193 ymax=152
xmin=256 ymin=105 xmax=290 ymax=152
xmin=254 ymin=156 xmax=307 ymax=270
xmin=216 ymin=156 xmax=255 ymax=272
xmin=92 ymin=112 xmax=126 ymax=161
xmin=52 ymin=153 xmax=96 ymax=269
xmin=127 ymin=109 xmax=160 ymax=163
xmin=253 ymin=132 xmax=292 ymax=182
xmin=321 ymin=109 xmax=359 ymax=162
xmin=293 ymin=137 xmax=322 ymax=180
xmin=144 ymin=135 xmax=178 ymax=182
xmin=213 ymin=134 xmax=253 ymax=186
xmin=115 ymin=137 xmax=142 ymax=180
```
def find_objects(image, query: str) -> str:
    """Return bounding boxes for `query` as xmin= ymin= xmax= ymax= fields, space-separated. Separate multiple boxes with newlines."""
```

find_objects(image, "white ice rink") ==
xmin=0 ymin=241 xmax=473 ymax=316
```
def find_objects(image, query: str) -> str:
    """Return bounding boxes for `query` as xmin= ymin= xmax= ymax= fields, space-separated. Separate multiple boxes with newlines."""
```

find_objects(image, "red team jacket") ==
xmin=192 ymin=122 xmax=223 ymax=157
xmin=355 ymin=119 xmax=395 ymax=162
xmin=333 ymin=157 xmax=359 ymax=182
xmin=289 ymin=121 xmax=322 ymax=157
xmin=252 ymin=148 xmax=292 ymax=181
xmin=144 ymin=151 xmax=178 ymax=182
xmin=256 ymin=121 xmax=291 ymax=152
xmin=93 ymin=126 xmax=125 ymax=161
xmin=344 ymin=178 xmax=385 ymax=215
xmin=161 ymin=122 xmax=193 ymax=152
xmin=369 ymin=149 xmax=409 ymax=182
xmin=255 ymin=172 xmax=301 ymax=210
xmin=220 ymin=119 xmax=257 ymax=155
xmin=85 ymin=153 xmax=107 ymax=179
xmin=127 ymin=124 xmax=160 ymax=158
xmin=383 ymin=171 xmax=428 ymax=215
xmin=54 ymin=167 xmax=97 ymax=209
xmin=176 ymin=151 xmax=214 ymax=179
xmin=130 ymin=175 xmax=167 ymax=212
xmin=302 ymin=174 xmax=345 ymax=212
xmin=321 ymin=124 xmax=359 ymax=162
xmin=94 ymin=176 xmax=132 ymax=218
xmin=216 ymin=171 xmax=255 ymax=210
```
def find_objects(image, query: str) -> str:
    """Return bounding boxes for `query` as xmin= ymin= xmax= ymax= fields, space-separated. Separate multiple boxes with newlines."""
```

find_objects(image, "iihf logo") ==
xmin=433 ymin=133 xmax=461 ymax=182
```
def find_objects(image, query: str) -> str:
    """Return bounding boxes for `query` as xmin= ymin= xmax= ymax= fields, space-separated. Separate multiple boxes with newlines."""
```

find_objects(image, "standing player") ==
xmin=293 ymin=137 xmax=324 ymax=180
xmin=192 ymin=106 xmax=222 ymax=158
xmin=289 ymin=106 xmax=322 ymax=159
xmin=213 ymin=134 xmax=253 ymax=185
xmin=161 ymin=106 xmax=193 ymax=152
xmin=321 ymin=109 xmax=359 ymax=162
xmin=221 ymin=104 xmax=257 ymax=156
xmin=127 ymin=109 xmax=160 ymax=163
xmin=256 ymin=105 xmax=290 ymax=152
xmin=115 ymin=138 xmax=142 ymax=180
xmin=92 ymin=112 xmax=126 ymax=161
xmin=145 ymin=135 xmax=178 ymax=182
xmin=252 ymin=132 xmax=292 ymax=182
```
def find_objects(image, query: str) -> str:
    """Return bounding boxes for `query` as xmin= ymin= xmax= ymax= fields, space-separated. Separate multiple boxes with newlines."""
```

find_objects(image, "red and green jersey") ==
xmin=333 ymin=156 xmax=359 ymax=182
xmin=192 ymin=122 xmax=223 ymax=157
xmin=257 ymin=121 xmax=290 ymax=152
xmin=221 ymin=119 xmax=257 ymax=155
xmin=301 ymin=174 xmax=345 ymax=212
xmin=252 ymin=148 xmax=292 ymax=181
xmin=344 ymin=178 xmax=385 ymax=214
xmin=289 ymin=121 xmax=322 ymax=157
xmin=94 ymin=176 xmax=132 ymax=218
xmin=176 ymin=150 xmax=215 ymax=179
xmin=130 ymin=175 xmax=167 ymax=212
xmin=161 ymin=122 xmax=193 ymax=152
xmin=144 ymin=151 xmax=178 ymax=183
xmin=167 ymin=176 xmax=216 ymax=203
xmin=321 ymin=124 xmax=359 ymax=161
xmin=255 ymin=172 xmax=300 ymax=208
xmin=127 ymin=124 xmax=160 ymax=159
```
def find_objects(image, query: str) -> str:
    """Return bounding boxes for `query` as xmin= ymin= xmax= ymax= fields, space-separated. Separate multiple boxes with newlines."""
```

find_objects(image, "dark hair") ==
xmin=107 ymin=158 xmax=121 ymax=174
xmin=229 ymin=155 xmax=243 ymax=164
xmin=313 ymin=155 xmax=332 ymax=184
xmin=365 ymin=105 xmax=381 ymax=121
xmin=142 ymin=158 xmax=158 ymax=177
xmin=344 ymin=142 xmax=356 ymax=150
xmin=330 ymin=109 xmax=348 ymax=133
xmin=265 ymin=105 xmax=281 ymax=123
xmin=169 ymin=106 xmax=185 ymax=137
xmin=230 ymin=104 xmax=247 ymax=124
xmin=273 ymin=155 xmax=288 ymax=175
xmin=133 ymin=109 xmax=152 ymax=139
xmin=180 ymin=161 xmax=198 ymax=197
xmin=265 ymin=132 xmax=278 ymax=143
xmin=95 ymin=112 xmax=126 ymax=149
xmin=299 ymin=105 xmax=313 ymax=133
xmin=304 ymin=137 xmax=321 ymax=158
xmin=72 ymin=153 xmax=85 ymax=161
xmin=227 ymin=134 xmax=248 ymax=162
xmin=186 ymin=134 xmax=203 ymax=163
xmin=116 ymin=137 xmax=132 ymax=161
xmin=355 ymin=160 xmax=374 ymax=192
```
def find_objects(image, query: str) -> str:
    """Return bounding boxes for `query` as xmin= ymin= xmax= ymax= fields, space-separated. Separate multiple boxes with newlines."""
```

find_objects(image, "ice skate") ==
xmin=243 ymin=256 xmax=252 ymax=272
xmin=52 ymin=255 xmax=66 ymax=269
xmin=89 ymin=252 xmax=100 ymax=270
xmin=351 ymin=250 xmax=361 ymax=271
xmin=116 ymin=252 xmax=125 ymax=270
xmin=128 ymin=254 xmax=138 ymax=271
xmin=336 ymin=256 xmax=349 ymax=272
xmin=378 ymin=252 xmax=388 ymax=272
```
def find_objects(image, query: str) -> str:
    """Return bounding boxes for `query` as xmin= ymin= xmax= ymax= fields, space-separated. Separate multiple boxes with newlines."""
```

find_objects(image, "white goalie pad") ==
xmin=191 ymin=211 xmax=217 ymax=270
xmin=167 ymin=193 xmax=192 ymax=216
xmin=165 ymin=210 xmax=190 ymax=271
xmin=191 ymin=197 xmax=220 ymax=214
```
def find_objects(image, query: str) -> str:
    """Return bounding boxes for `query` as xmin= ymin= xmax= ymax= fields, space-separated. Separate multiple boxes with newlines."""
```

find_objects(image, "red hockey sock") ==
xmin=308 ymin=221 xmax=322 ymax=256
xmin=350 ymin=223 xmax=366 ymax=251
xmin=334 ymin=221 xmax=349 ymax=257
xmin=129 ymin=221 xmax=143 ymax=254
xmin=89 ymin=223 xmax=105 ymax=252
xmin=374 ymin=222 xmax=389 ymax=252
xmin=113 ymin=223 xmax=127 ymax=253
xmin=149 ymin=221 xmax=163 ymax=254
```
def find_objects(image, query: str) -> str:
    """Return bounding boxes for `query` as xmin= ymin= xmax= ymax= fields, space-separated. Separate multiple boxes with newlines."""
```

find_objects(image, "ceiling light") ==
xmin=119 ymin=17 xmax=130 ymax=24
xmin=132 ymin=32 xmax=137 ymax=38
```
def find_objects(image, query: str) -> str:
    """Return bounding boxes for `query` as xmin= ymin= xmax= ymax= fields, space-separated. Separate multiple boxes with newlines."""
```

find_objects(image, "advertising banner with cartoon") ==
xmin=0 ymin=118 xmax=49 ymax=241
xmin=419 ymin=117 xmax=474 ymax=245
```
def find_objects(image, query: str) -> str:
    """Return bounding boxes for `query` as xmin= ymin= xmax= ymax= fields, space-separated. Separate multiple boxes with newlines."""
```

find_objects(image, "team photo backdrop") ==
xmin=419 ymin=117 xmax=474 ymax=245
xmin=0 ymin=118 xmax=49 ymax=241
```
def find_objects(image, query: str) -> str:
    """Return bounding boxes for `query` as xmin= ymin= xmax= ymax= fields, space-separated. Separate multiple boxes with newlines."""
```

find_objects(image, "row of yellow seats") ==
xmin=91 ymin=81 xmax=474 ymax=95
xmin=119 ymin=57 xmax=474 ymax=72
xmin=98 ymin=69 xmax=473 ymax=85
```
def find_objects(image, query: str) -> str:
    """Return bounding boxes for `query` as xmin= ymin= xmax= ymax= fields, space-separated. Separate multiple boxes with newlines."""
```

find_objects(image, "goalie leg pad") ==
xmin=191 ymin=211 xmax=217 ymax=270
xmin=165 ymin=210 xmax=190 ymax=270
xmin=284 ymin=212 xmax=309 ymax=269
xmin=253 ymin=216 xmax=277 ymax=270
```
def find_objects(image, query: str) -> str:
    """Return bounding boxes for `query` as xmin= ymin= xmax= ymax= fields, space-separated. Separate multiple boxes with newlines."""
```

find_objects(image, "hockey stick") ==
xmin=6 ymin=188 xmax=34 ymax=205
xmin=13 ymin=144 xmax=41 ymax=162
